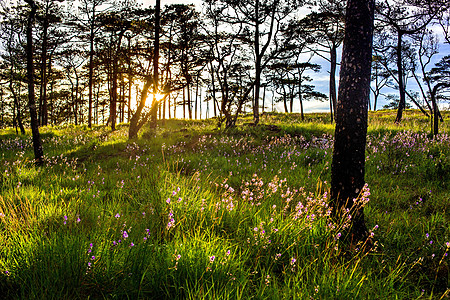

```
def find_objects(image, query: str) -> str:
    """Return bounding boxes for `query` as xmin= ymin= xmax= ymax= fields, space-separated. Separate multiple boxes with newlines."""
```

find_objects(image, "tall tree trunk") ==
xmin=110 ymin=31 xmax=125 ymax=131
xmin=0 ymin=91 xmax=3 ymax=127
xmin=88 ymin=6 xmax=95 ymax=128
xmin=210 ymin=60 xmax=217 ymax=117
xmin=329 ymin=44 xmax=337 ymax=123
xmin=13 ymin=91 xmax=17 ymax=134
xmin=150 ymin=0 xmax=161 ymax=128
xmin=195 ymin=74 xmax=199 ymax=119
xmin=25 ymin=0 xmax=44 ymax=165
xmin=199 ymin=86 xmax=202 ymax=119
xmin=262 ymin=85 xmax=266 ymax=114
xmin=289 ymin=75 xmax=294 ymax=113
xmin=395 ymin=31 xmax=406 ymax=123
xmin=298 ymin=72 xmax=304 ymax=121
xmin=9 ymin=69 xmax=25 ymax=134
xmin=281 ymin=83 xmax=288 ymax=113
xmin=129 ymin=79 xmax=152 ymax=139
xmin=330 ymin=0 xmax=375 ymax=242
xmin=183 ymin=87 xmax=186 ymax=119
xmin=128 ymin=76 xmax=132 ymax=122
xmin=75 ymin=70 xmax=79 ymax=125
xmin=432 ymin=94 xmax=438 ymax=137
xmin=187 ymin=82 xmax=192 ymax=119
xmin=173 ymin=92 xmax=176 ymax=118
xmin=121 ymin=74 xmax=125 ymax=123
xmin=111 ymin=58 xmax=117 ymax=130
xmin=39 ymin=6 xmax=49 ymax=126
xmin=253 ymin=0 xmax=261 ymax=125
xmin=48 ymin=54 xmax=53 ymax=125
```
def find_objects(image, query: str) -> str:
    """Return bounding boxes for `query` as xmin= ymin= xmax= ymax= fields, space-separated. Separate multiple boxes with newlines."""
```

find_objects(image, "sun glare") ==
xmin=153 ymin=93 xmax=165 ymax=102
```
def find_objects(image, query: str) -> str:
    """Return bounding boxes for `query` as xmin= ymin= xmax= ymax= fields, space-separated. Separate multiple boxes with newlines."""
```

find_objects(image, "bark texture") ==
xmin=25 ymin=0 xmax=44 ymax=165
xmin=330 ymin=0 xmax=375 ymax=241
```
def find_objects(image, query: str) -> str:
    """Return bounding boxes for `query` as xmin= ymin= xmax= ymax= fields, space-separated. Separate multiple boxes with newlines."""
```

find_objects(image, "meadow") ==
xmin=0 ymin=110 xmax=449 ymax=299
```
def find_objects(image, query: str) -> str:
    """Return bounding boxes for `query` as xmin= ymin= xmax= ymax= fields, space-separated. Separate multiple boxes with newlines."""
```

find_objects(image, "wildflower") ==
xmin=209 ymin=256 xmax=215 ymax=263
xmin=166 ymin=198 xmax=171 ymax=204
xmin=265 ymin=275 xmax=270 ymax=285
xmin=290 ymin=257 xmax=296 ymax=265
xmin=115 ymin=213 xmax=120 ymax=218
xmin=91 ymin=256 xmax=95 ymax=260
xmin=130 ymin=242 xmax=134 ymax=247
xmin=167 ymin=218 xmax=175 ymax=229
xmin=76 ymin=217 xmax=81 ymax=223
xmin=123 ymin=231 xmax=129 ymax=239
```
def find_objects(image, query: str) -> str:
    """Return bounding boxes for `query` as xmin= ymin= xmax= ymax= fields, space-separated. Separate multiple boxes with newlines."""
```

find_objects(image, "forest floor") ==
xmin=0 ymin=109 xmax=449 ymax=299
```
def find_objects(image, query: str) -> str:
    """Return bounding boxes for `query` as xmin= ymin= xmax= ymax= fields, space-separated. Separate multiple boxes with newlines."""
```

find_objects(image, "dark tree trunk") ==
xmin=183 ymin=87 xmax=186 ymax=119
xmin=111 ymin=59 xmax=118 ymax=130
xmin=195 ymin=75 xmax=199 ymax=119
xmin=88 ymin=6 xmax=95 ymax=128
xmin=48 ymin=54 xmax=53 ymax=125
xmin=262 ymin=85 xmax=266 ymax=114
xmin=330 ymin=45 xmax=337 ymax=123
xmin=282 ymin=84 xmax=288 ymax=113
xmin=210 ymin=60 xmax=217 ymax=117
xmin=39 ymin=6 xmax=49 ymax=126
xmin=129 ymin=80 xmax=151 ymax=139
xmin=25 ymin=0 xmax=44 ymax=165
xmin=395 ymin=32 xmax=406 ymax=123
xmin=75 ymin=70 xmax=79 ymax=125
xmin=9 ymin=70 xmax=25 ymax=134
xmin=432 ymin=94 xmax=438 ymax=137
xmin=187 ymin=82 xmax=192 ymax=119
xmin=253 ymin=0 xmax=261 ymax=125
xmin=150 ymin=0 xmax=161 ymax=129
xmin=110 ymin=30 xmax=125 ymax=131
xmin=298 ymin=72 xmax=304 ymax=121
xmin=0 ymin=91 xmax=3 ymax=126
xmin=330 ymin=0 xmax=374 ymax=242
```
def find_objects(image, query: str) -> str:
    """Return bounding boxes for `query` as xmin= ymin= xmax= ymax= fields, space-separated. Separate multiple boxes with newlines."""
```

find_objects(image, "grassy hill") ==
xmin=0 ymin=110 xmax=449 ymax=299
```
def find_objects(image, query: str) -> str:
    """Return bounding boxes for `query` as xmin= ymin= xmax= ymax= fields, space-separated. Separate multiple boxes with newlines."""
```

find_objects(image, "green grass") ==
xmin=0 ymin=110 xmax=449 ymax=299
